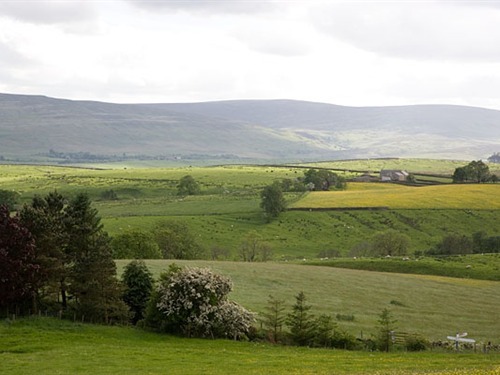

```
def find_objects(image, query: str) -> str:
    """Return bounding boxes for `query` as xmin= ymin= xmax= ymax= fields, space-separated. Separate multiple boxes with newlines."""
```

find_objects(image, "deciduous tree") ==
xmin=177 ymin=175 xmax=200 ymax=196
xmin=371 ymin=230 xmax=410 ymax=256
xmin=239 ymin=231 xmax=272 ymax=262
xmin=260 ymin=184 xmax=286 ymax=219
xmin=153 ymin=220 xmax=205 ymax=259
xmin=453 ymin=160 xmax=490 ymax=183
xmin=111 ymin=229 xmax=161 ymax=259
xmin=0 ymin=205 xmax=39 ymax=316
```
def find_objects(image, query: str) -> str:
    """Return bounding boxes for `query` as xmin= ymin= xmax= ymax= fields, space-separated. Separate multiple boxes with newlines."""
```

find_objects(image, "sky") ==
xmin=1 ymin=0 xmax=500 ymax=110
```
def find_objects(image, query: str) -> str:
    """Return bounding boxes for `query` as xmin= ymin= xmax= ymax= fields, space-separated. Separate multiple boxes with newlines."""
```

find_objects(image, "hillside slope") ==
xmin=1 ymin=93 xmax=499 ymax=162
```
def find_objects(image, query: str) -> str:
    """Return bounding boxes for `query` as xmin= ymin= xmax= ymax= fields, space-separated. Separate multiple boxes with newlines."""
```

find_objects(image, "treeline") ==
xmin=427 ymin=232 xmax=500 ymax=256
xmin=43 ymin=149 xmax=242 ymax=163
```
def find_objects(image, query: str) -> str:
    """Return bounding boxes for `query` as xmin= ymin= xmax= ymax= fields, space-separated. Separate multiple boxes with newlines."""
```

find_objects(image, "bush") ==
xmin=155 ymin=267 xmax=254 ymax=339
xmin=405 ymin=334 xmax=430 ymax=351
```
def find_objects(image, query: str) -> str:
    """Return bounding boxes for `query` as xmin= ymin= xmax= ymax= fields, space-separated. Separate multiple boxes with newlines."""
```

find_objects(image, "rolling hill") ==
xmin=1 ymin=93 xmax=499 ymax=163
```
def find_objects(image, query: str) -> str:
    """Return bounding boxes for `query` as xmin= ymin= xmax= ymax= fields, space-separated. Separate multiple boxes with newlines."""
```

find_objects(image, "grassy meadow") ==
xmin=115 ymin=260 xmax=500 ymax=343
xmin=1 ymin=161 xmax=499 ymax=258
xmin=1 ymin=318 xmax=499 ymax=375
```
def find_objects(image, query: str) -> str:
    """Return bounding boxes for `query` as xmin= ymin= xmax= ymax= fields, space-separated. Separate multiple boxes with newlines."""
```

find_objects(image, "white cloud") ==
xmin=0 ymin=0 xmax=499 ymax=110
xmin=0 ymin=1 xmax=95 ymax=24
xmin=125 ymin=0 xmax=279 ymax=14
xmin=311 ymin=1 xmax=500 ymax=62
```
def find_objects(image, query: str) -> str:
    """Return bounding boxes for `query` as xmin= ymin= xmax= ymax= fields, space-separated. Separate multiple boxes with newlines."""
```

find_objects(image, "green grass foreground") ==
xmin=1 ymin=318 xmax=499 ymax=375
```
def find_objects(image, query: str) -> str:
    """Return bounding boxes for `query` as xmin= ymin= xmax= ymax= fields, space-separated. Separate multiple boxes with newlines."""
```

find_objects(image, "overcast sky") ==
xmin=1 ymin=0 xmax=500 ymax=109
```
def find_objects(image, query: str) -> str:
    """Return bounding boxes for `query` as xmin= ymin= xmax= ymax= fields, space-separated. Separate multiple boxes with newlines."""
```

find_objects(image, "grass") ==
xmin=115 ymin=260 xmax=500 ymax=343
xmin=299 ymin=158 xmax=500 ymax=176
xmin=1 ymin=317 xmax=499 ymax=375
xmin=1 ymin=163 xmax=499 ymax=259
xmin=306 ymin=254 xmax=500 ymax=281
xmin=290 ymin=183 xmax=500 ymax=210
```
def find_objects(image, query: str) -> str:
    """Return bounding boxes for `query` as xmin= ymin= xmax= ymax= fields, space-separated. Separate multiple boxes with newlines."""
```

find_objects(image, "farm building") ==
xmin=380 ymin=170 xmax=409 ymax=182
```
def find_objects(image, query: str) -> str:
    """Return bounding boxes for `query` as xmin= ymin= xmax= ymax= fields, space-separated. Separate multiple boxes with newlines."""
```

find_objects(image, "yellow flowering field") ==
xmin=290 ymin=183 xmax=500 ymax=210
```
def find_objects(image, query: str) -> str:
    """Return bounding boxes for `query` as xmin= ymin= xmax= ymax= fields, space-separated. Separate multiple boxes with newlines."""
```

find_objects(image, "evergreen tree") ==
xmin=64 ymin=193 xmax=128 ymax=323
xmin=286 ymin=291 xmax=316 ymax=346
xmin=19 ymin=192 xmax=69 ymax=310
xmin=262 ymin=295 xmax=286 ymax=343
xmin=377 ymin=308 xmax=397 ymax=352
xmin=122 ymin=260 xmax=154 ymax=324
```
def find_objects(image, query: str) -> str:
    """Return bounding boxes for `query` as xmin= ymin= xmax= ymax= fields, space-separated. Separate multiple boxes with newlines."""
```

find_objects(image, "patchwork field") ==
xmin=1 ymin=161 xmax=499 ymax=258
xmin=1 ymin=160 xmax=499 ymax=374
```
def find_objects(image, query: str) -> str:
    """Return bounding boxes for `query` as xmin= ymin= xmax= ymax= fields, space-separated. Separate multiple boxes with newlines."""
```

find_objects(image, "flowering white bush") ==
xmin=156 ymin=267 xmax=254 ymax=339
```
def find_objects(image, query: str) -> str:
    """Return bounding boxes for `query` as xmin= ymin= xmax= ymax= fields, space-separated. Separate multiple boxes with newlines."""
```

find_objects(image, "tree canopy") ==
xmin=177 ymin=175 xmax=200 ymax=196
xmin=452 ymin=160 xmax=491 ymax=183
xmin=0 ymin=205 xmax=39 ymax=315
xmin=153 ymin=220 xmax=205 ymax=259
xmin=260 ymin=184 xmax=286 ymax=219
xmin=17 ymin=192 xmax=128 ymax=323
xmin=303 ymin=169 xmax=346 ymax=191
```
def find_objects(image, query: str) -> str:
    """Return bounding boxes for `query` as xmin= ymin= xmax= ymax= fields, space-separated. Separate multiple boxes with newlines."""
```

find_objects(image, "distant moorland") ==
xmin=1 ymin=93 xmax=500 ymax=163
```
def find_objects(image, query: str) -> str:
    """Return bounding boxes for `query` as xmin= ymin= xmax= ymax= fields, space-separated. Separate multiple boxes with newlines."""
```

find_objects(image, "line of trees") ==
xmin=427 ymin=232 xmax=500 ymax=255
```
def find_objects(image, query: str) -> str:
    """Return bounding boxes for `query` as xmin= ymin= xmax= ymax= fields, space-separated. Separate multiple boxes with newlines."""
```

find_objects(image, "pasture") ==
xmin=115 ymin=260 xmax=500 ymax=343
xmin=1 ymin=318 xmax=499 ymax=375
xmin=0 ymin=162 xmax=499 ymax=258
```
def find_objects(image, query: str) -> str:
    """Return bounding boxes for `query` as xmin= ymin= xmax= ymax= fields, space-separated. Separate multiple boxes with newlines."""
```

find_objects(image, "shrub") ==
xmin=405 ymin=334 xmax=430 ymax=351
xmin=155 ymin=267 xmax=254 ymax=339
xmin=336 ymin=313 xmax=355 ymax=322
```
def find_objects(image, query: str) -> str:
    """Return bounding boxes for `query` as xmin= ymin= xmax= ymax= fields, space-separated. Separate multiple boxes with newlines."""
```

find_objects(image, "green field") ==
xmin=1 ymin=318 xmax=499 ymax=375
xmin=1 ymin=162 xmax=499 ymax=258
xmin=114 ymin=260 xmax=500 ymax=343
xmin=2 ymin=160 xmax=500 ymax=374
xmin=306 ymin=254 xmax=500 ymax=281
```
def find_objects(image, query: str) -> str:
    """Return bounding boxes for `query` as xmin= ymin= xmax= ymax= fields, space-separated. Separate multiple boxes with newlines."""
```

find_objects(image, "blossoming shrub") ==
xmin=156 ymin=267 xmax=254 ymax=339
